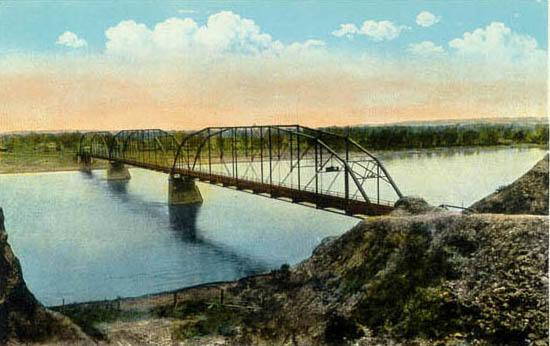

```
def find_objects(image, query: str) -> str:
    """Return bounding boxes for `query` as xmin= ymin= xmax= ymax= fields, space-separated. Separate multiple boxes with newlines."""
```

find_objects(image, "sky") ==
xmin=0 ymin=0 xmax=547 ymax=132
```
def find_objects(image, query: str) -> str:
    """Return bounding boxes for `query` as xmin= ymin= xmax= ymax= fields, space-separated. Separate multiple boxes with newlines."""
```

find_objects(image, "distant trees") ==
xmin=323 ymin=123 xmax=549 ymax=150
xmin=0 ymin=132 xmax=83 ymax=153
xmin=0 ymin=122 xmax=548 ymax=153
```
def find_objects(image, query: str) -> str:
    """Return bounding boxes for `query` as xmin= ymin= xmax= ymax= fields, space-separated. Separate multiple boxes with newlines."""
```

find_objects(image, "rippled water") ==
xmin=0 ymin=146 xmax=545 ymax=306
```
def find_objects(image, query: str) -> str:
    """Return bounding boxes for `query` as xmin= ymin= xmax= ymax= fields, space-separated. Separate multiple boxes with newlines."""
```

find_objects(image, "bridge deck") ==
xmin=90 ymin=155 xmax=393 ymax=216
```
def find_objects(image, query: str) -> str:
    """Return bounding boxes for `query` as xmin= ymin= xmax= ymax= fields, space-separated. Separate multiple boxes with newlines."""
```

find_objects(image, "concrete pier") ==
xmin=78 ymin=153 xmax=92 ymax=172
xmin=106 ymin=161 xmax=131 ymax=180
xmin=168 ymin=175 xmax=203 ymax=205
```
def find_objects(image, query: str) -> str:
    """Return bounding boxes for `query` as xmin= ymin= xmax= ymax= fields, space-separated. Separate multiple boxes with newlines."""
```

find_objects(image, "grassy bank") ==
xmin=0 ymin=151 xmax=108 ymax=174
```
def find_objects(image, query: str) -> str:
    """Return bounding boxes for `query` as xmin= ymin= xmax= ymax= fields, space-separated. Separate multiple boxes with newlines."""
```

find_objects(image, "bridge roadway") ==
xmin=90 ymin=154 xmax=393 ymax=216
xmin=79 ymin=126 xmax=402 ymax=217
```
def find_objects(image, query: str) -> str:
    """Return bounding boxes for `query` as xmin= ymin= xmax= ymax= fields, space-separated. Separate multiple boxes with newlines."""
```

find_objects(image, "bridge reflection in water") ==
xmin=78 ymin=125 xmax=403 ymax=217
xmin=99 ymin=176 xmax=271 ymax=275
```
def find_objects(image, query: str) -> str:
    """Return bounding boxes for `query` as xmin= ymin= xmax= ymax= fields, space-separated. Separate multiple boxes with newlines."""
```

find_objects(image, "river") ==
xmin=0 ymin=145 xmax=545 ymax=306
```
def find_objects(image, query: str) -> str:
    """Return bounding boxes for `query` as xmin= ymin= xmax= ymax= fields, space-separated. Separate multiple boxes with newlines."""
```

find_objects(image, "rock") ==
xmin=470 ymin=154 xmax=549 ymax=215
xmin=0 ymin=208 xmax=90 ymax=344
xmin=392 ymin=196 xmax=443 ymax=215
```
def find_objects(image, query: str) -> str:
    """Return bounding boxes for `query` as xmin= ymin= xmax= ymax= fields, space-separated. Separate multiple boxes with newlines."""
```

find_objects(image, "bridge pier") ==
xmin=168 ymin=175 xmax=203 ymax=205
xmin=106 ymin=161 xmax=131 ymax=180
xmin=78 ymin=153 xmax=92 ymax=172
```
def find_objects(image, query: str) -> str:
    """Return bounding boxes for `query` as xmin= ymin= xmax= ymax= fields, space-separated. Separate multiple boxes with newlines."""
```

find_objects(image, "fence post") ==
xmin=220 ymin=288 xmax=225 ymax=306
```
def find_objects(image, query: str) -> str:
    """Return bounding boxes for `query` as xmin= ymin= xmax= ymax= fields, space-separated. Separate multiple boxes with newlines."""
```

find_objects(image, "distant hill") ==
xmin=368 ymin=116 xmax=548 ymax=127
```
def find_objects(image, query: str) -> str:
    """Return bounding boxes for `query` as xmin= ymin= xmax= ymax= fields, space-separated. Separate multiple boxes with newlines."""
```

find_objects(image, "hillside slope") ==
xmin=470 ymin=154 xmax=548 ymax=215
xmin=223 ymin=212 xmax=548 ymax=345
xmin=118 ymin=205 xmax=546 ymax=345
xmin=0 ymin=208 xmax=89 ymax=345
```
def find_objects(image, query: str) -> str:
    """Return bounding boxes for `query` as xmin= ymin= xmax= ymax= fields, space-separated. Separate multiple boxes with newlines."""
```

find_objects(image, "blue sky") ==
xmin=0 ymin=0 xmax=547 ymax=55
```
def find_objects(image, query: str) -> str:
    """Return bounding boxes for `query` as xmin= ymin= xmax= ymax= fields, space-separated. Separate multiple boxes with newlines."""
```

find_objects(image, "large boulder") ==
xmin=470 ymin=154 xmax=549 ymax=215
xmin=0 ymin=208 xmax=89 ymax=344
xmin=392 ymin=196 xmax=444 ymax=215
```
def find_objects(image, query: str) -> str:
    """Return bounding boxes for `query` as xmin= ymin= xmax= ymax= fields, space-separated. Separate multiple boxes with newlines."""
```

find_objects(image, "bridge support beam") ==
xmin=168 ymin=175 xmax=203 ymax=205
xmin=106 ymin=161 xmax=131 ymax=180
xmin=78 ymin=153 xmax=92 ymax=172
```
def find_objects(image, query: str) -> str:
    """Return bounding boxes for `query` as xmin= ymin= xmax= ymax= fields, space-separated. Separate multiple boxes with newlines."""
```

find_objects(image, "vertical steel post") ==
xmin=260 ymin=127 xmax=264 ymax=183
xmin=314 ymin=142 xmax=318 ymax=194
xmin=186 ymin=133 xmax=190 ymax=169
xmin=233 ymin=127 xmax=238 ymax=183
xmin=208 ymin=129 xmax=212 ymax=179
xmin=289 ymin=131 xmax=293 ymax=176
xmin=344 ymin=139 xmax=349 ymax=202
xmin=319 ymin=145 xmax=323 ymax=192
xmin=377 ymin=164 xmax=380 ymax=204
xmin=297 ymin=130 xmax=301 ymax=191
xmin=268 ymin=127 xmax=273 ymax=188
xmin=277 ymin=128 xmax=281 ymax=159
xmin=244 ymin=127 xmax=248 ymax=157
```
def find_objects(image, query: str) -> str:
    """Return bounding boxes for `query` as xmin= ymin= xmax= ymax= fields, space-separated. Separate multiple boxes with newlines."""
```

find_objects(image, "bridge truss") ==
xmin=79 ymin=125 xmax=403 ymax=216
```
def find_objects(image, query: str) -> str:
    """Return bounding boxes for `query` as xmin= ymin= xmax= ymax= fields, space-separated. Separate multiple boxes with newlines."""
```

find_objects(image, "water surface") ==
xmin=0 ymin=146 xmax=545 ymax=306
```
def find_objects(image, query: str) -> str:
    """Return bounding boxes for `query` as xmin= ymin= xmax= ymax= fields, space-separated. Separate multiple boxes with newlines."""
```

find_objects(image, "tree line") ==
xmin=0 ymin=122 xmax=547 ymax=153
xmin=321 ymin=123 xmax=548 ymax=150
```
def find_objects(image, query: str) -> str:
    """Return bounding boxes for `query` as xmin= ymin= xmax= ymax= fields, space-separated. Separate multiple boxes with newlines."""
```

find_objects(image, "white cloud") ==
xmin=360 ymin=20 xmax=407 ymax=41
xmin=105 ymin=11 xmax=324 ymax=58
xmin=105 ymin=20 xmax=154 ymax=57
xmin=152 ymin=17 xmax=198 ymax=53
xmin=331 ymin=23 xmax=358 ymax=39
xmin=332 ymin=20 xmax=408 ymax=41
xmin=448 ymin=22 xmax=544 ymax=64
xmin=416 ymin=11 xmax=440 ymax=27
xmin=407 ymin=41 xmax=446 ymax=56
xmin=56 ymin=31 xmax=87 ymax=48
xmin=194 ymin=11 xmax=275 ymax=54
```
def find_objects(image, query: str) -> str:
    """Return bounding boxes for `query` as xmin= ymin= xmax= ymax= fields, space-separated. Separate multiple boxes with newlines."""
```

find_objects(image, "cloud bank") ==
xmin=104 ymin=11 xmax=325 ymax=59
xmin=0 ymin=12 xmax=546 ymax=132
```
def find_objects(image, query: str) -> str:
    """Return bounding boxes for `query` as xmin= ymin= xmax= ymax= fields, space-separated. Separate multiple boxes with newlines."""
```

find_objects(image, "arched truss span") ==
xmin=78 ymin=131 xmax=113 ymax=159
xmin=79 ymin=126 xmax=402 ymax=216
xmin=170 ymin=125 xmax=402 ymax=215
xmin=79 ymin=129 xmax=180 ymax=166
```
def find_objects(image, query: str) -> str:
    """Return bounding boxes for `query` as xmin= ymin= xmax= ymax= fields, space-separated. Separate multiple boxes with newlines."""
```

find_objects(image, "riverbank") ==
xmin=0 ymin=152 xmax=108 ymax=174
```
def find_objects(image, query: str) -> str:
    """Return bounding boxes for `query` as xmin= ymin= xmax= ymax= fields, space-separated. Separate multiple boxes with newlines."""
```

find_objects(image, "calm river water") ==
xmin=0 ymin=146 xmax=546 ymax=306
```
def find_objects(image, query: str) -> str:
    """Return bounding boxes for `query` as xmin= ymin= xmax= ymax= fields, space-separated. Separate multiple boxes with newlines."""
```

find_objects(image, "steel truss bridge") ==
xmin=78 ymin=125 xmax=403 ymax=216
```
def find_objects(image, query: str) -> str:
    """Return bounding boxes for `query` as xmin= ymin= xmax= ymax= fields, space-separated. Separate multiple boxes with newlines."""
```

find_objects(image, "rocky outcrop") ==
xmin=0 ymin=208 xmax=89 ymax=344
xmin=470 ymin=154 xmax=549 ymax=215
xmin=392 ymin=196 xmax=444 ymax=215
xmin=241 ymin=214 xmax=548 ymax=344
xmin=155 ymin=209 xmax=548 ymax=345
